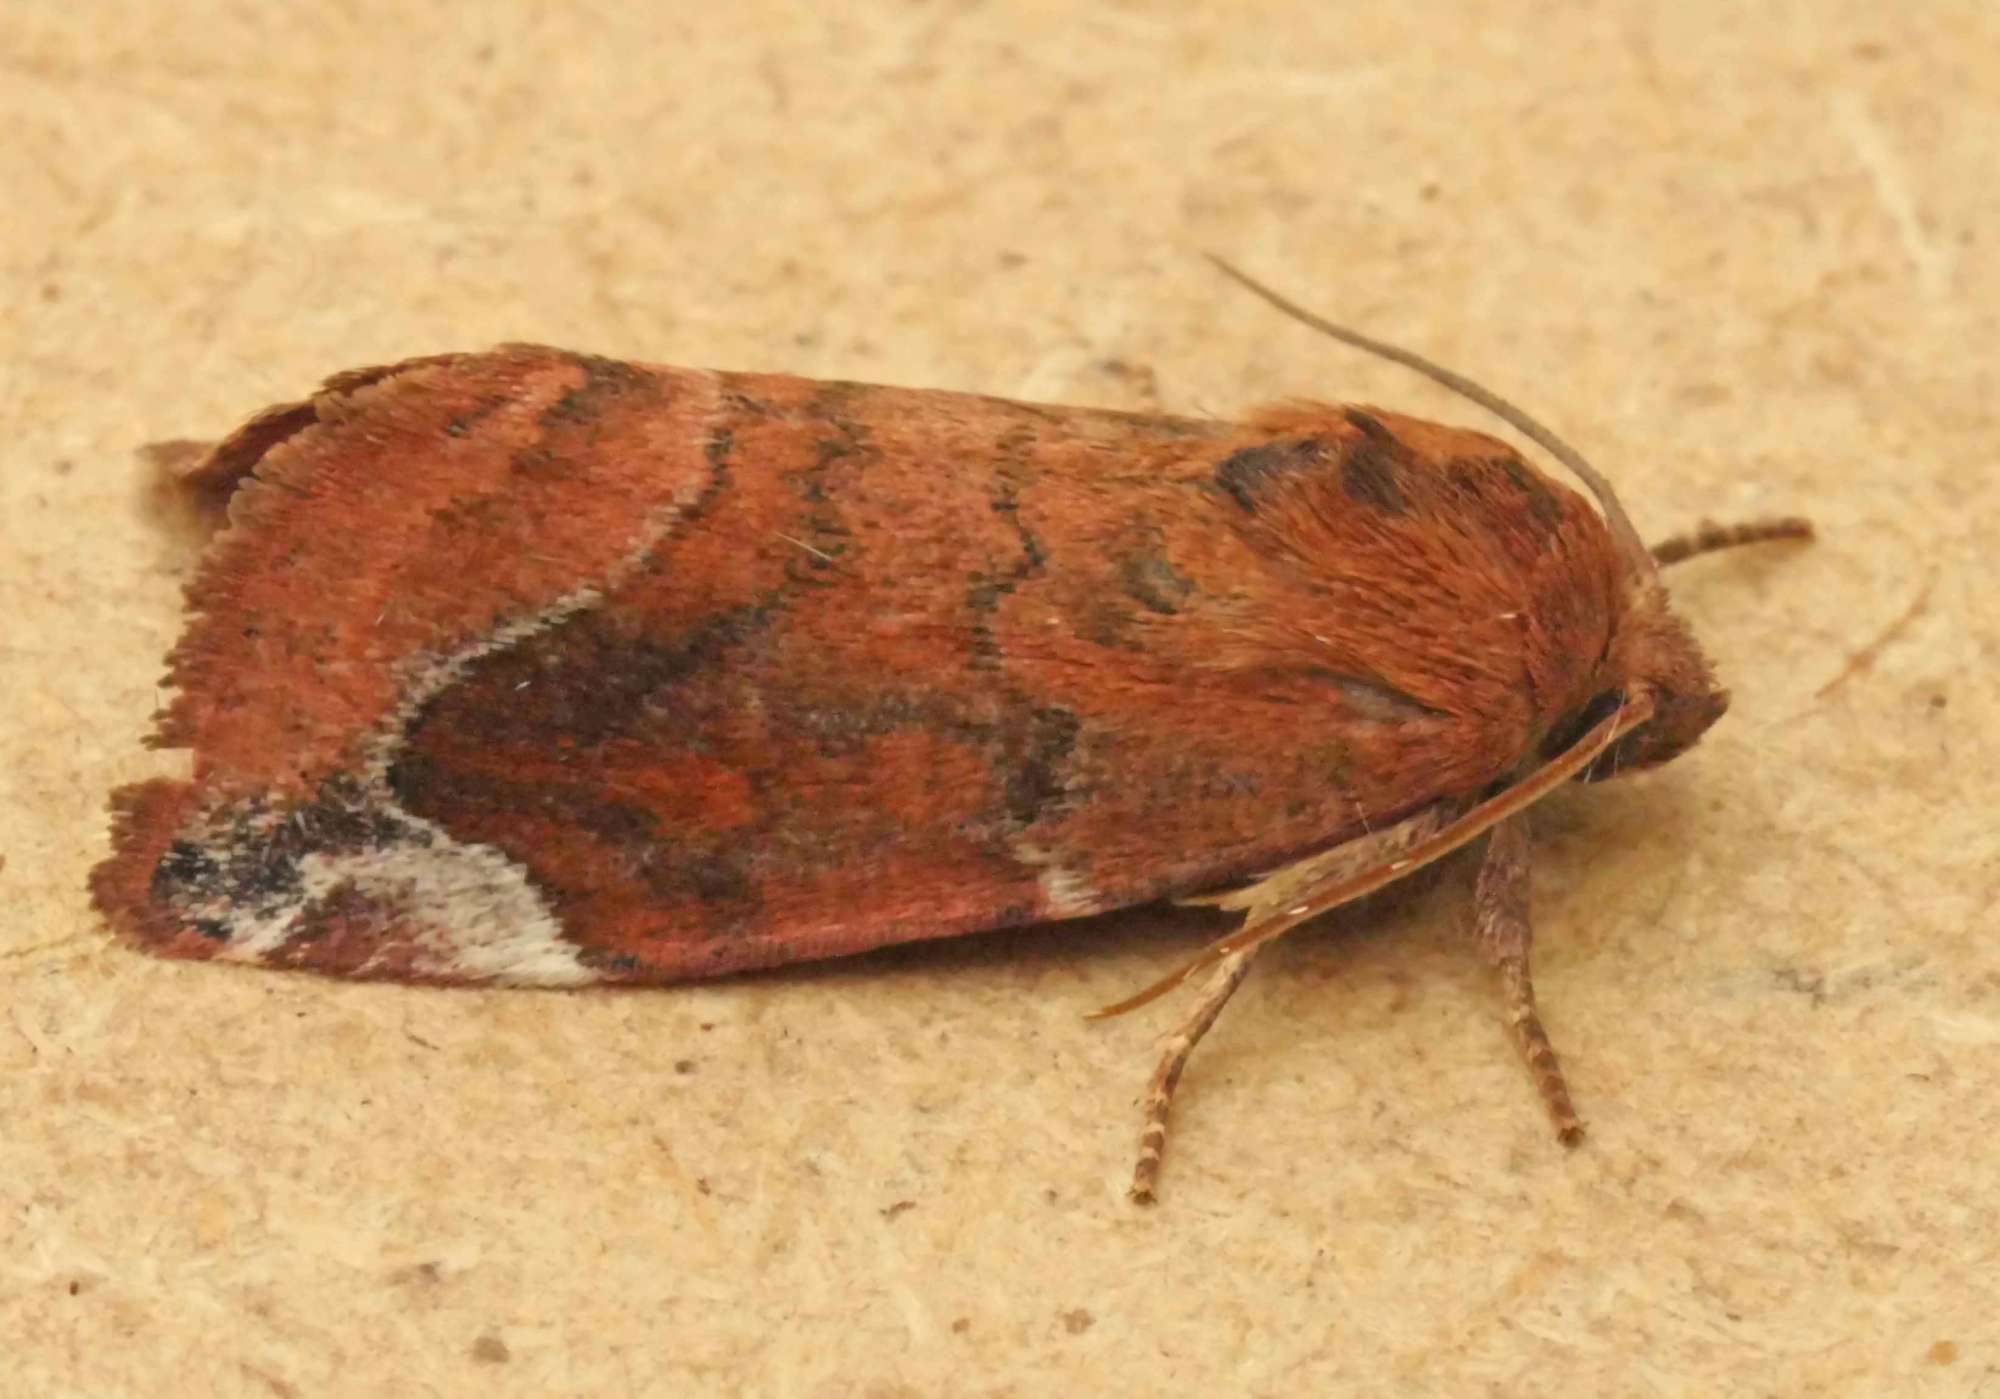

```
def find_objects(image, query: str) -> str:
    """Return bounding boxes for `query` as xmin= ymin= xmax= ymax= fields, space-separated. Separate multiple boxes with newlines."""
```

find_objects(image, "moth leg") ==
xmin=1130 ymin=945 xmax=1260 ymax=1205
xmin=1471 ymin=813 xmax=1583 ymax=1145
xmin=1649 ymin=515 xmax=1812 ymax=566
xmin=1124 ymin=805 xmax=1449 ymax=1201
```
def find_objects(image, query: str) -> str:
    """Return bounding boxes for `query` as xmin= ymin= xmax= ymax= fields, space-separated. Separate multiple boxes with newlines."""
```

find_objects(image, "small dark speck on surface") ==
xmin=1771 ymin=967 xmax=1828 ymax=1007
xmin=390 ymin=1261 xmax=444 ymax=1288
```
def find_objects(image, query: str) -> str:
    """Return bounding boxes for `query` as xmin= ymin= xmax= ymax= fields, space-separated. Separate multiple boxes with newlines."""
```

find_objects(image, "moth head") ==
xmin=1565 ymin=585 xmax=1729 ymax=781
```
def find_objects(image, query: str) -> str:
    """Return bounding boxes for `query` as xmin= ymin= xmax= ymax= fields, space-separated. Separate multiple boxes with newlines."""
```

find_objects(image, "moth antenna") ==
xmin=1089 ymin=689 xmax=1656 ymax=1020
xmin=1205 ymin=253 xmax=1658 ymax=580
xmin=1650 ymin=516 xmax=1815 ymax=566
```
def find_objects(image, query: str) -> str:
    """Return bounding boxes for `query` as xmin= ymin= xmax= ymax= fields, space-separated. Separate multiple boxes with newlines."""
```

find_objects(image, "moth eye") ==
xmin=1543 ymin=690 xmax=1626 ymax=760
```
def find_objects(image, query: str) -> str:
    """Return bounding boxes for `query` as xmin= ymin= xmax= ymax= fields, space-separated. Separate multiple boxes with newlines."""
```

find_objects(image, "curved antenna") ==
xmin=1205 ymin=253 xmax=1658 ymax=580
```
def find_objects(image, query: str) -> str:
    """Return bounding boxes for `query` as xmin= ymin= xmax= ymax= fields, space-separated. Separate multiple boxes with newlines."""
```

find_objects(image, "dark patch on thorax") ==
xmin=1496 ymin=456 xmax=1565 ymax=531
xmin=1338 ymin=411 xmax=1410 ymax=514
xmin=1213 ymin=439 xmax=1324 ymax=512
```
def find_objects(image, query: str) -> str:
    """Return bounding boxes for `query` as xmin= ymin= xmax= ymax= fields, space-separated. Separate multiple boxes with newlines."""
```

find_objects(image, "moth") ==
xmin=93 ymin=259 xmax=1808 ymax=1199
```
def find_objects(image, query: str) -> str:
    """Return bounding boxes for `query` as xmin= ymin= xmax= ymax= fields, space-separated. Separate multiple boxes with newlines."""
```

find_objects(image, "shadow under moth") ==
xmin=92 ymin=259 xmax=1809 ymax=1200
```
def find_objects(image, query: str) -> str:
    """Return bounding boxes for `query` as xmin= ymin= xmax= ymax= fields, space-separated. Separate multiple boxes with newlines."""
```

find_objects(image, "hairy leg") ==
xmin=1471 ymin=812 xmax=1582 ymax=1144
xmin=1126 ymin=804 xmax=1447 ymax=1203
xmin=1650 ymin=516 xmax=1812 ymax=566
xmin=1129 ymin=947 xmax=1259 ymax=1204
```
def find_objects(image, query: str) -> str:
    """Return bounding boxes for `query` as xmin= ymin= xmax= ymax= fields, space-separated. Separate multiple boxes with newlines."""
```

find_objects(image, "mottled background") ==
xmin=4 ymin=2 xmax=1994 ymax=1394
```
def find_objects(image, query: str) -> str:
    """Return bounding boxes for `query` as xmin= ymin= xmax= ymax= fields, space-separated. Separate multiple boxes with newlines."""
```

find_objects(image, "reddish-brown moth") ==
xmin=93 ymin=260 xmax=1808 ymax=1200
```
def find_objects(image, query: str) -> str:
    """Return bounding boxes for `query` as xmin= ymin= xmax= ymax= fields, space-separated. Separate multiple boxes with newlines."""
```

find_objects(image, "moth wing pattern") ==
xmin=95 ymin=347 xmax=1628 ymax=986
xmin=97 ymin=348 xmax=725 ymax=983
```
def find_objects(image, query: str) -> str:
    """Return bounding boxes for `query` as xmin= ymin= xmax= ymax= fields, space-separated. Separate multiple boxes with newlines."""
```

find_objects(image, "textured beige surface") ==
xmin=4 ymin=3 xmax=1996 ymax=1394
